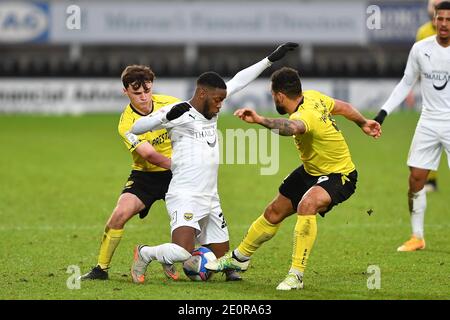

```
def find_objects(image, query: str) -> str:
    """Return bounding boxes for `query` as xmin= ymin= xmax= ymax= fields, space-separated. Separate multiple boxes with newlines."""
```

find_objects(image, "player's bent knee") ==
xmin=109 ymin=206 xmax=135 ymax=228
xmin=264 ymin=204 xmax=284 ymax=224
xmin=298 ymin=196 xmax=326 ymax=214
xmin=409 ymin=173 xmax=427 ymax=191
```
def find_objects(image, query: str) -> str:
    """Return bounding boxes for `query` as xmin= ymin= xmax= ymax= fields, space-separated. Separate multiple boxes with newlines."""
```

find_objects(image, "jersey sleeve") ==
xmin=225 ymin=57 xmax=272 ymax=98
xmin=403 ymin=44 xmax=420 ymax=84
xmin=131 ymin=103 xmax=192 ymax=134
xmin=118 ymin=113 xmax=146 ymax=152
xmin=291 ymin=111 xmax=315 ymax=133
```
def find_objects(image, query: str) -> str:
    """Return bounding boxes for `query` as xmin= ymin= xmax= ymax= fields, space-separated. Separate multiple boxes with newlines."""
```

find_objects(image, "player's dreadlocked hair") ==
xmin=197 ymin=72 xmax=227 ymax=89
xmin=121 ymin=65 xmax=155 ymax=91
xmin=271 ymin=67 xmax=302 ymax=99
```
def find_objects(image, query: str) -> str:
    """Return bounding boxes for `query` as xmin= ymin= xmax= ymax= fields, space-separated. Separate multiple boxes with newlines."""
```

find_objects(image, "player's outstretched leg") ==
xmin=132 ymin=243 xmax=191 ymax=283
xmin=205 ymin=251 xmax=250 ymax=272
xmin=131 ymin=245 xmax=151 ymax=284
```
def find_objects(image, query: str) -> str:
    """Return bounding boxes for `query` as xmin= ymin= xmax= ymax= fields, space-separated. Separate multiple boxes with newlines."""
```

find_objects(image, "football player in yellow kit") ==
xmin=80 ymin=65 xmax=181 ymax=281
xmin=206 ymin=67 xmax=381 ymax=290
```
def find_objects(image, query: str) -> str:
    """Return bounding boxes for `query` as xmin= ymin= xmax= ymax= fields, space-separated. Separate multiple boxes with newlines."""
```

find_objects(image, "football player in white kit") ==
xmin=128 ymin=43 xmax=299 ymax=283
xmin=374 ymin=1 xmax=450 ymax=252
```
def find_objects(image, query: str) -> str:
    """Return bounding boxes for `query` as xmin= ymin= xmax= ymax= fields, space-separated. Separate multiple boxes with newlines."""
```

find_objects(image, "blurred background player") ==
xmin=374 ymin=1 xmax=450 ymax=252
xmin=417 ymin=0 xmax=444 ymax=40
xmin=206 ymin=67 xmax=381 ymax=290
xmin=80 ymin=65 xmax=180 ymax=280
xmin=129 ymin=44 xmax=298 ymax=284
xmin=416 ymin=0 xmax=444 ymax=192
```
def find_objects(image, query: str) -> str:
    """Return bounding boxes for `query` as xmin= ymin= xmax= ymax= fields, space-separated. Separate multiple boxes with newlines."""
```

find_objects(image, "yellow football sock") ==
xmin=237 ymin=214 xmax=280 ymax=257
xmin=97 ymin=227 xmax=124 ymax=270
xmin=291 ymin=215 xmax=317 ymax=273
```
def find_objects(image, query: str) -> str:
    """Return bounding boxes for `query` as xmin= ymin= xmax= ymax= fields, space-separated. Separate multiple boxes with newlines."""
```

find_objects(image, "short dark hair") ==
xmin=197 ymin=72 xmax=227 ymax=89
xmin=271 ymin=67 xmax=302 ymax=99
xmin=436 ymin=1 xmax=450 ymax=12
xmin=121 ymin=65 xmax=155 ymax=90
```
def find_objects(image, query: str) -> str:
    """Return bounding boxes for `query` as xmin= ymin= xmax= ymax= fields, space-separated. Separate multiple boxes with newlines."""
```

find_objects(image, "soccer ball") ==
xmin=183 ymin=247 xmax=216 ymax=281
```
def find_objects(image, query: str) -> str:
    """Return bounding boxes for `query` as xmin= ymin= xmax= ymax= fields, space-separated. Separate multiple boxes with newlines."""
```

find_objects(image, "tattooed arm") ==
xmin=259 ymin=117 xmax=306 ymax=136
xmin=234 ymin=108 xmax=306 ymax=136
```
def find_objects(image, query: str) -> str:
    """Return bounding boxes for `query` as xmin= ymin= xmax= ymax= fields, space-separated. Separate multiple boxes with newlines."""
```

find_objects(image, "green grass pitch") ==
xmin=0 ymin=111 xmax=448 ymax=300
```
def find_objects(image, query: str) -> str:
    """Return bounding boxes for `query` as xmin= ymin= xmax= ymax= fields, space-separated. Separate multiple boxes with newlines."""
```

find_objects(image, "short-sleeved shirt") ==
xmin=118 ymin=94 xmax=180 ymax=172
xmin=289 ymin=90 xmax=355 ymax=176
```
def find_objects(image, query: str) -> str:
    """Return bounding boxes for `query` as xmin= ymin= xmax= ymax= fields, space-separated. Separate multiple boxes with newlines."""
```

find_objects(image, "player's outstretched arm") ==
xmin=131 ymin=102 xmax=191 ymax=134
xmin=226 ymin=42 xmax=299 ymax=97
xmin=332 ymin=100 xmax=381 ymax=139
xmin=234 ymin=108 xmax=305 ymax=136
xmin=131 ymin=113 xmax=166 ymax=134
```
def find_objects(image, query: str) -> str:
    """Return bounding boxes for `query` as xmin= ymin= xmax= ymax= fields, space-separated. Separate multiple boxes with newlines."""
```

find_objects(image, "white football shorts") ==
xmin=165 ymin=192 xmax=229 ymax=245
xmin=407 ymin=120 xmax=450 ymax=170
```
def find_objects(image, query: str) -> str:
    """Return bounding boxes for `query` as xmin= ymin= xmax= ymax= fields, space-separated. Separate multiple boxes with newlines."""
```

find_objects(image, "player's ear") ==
xmin=198 ymin=86 xmax=208 ymax=98
xmin=275 ymin=91 xmax=285 ymax=102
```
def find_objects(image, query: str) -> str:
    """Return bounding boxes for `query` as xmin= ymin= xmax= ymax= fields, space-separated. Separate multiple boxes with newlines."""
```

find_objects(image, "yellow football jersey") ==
xmin=118 ymin=94 xmax=180 ymax=172
xmin=289 ymin=90 xmax=355 ymax=176
xmin=416 ymin=21 xmax=436 ymax=41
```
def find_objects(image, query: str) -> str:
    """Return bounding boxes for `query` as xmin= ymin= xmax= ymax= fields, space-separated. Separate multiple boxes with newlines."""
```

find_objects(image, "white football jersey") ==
xmin=131 ymin=57 xmax=273 ymax=194
xmin=405 ymin=36 xmax=450 ymax=121
xmin=154 ymin=104 xmax=221 ymax=194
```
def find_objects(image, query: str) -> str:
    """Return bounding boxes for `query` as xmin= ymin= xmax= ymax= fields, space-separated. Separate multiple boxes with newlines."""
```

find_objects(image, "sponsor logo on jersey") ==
xmin=193 ymin=127 xmax=216 ymax=139
xmin=151 ymin=131 xmax=169 ymax=146
xmin=423 ymin=71 xmax=449 ymax=91
xmin=206 ymin=135 xmax=217 ymax=148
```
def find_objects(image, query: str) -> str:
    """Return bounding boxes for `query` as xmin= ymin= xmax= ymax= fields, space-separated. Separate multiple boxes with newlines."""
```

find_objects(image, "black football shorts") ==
xmin=279 ymin=165 xmax=357 ymax=216
xmin=121 ymin=170 xmax=172 ymax=219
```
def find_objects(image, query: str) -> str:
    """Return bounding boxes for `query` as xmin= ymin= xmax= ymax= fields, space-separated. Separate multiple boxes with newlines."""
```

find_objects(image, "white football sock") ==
xmin=409 ymin=188 xmax=426 ymax=239
xmin=288 ymin=268 xmax=304 ymax=279
xmin=140 ymin=243 xmax=191 ymax=264
xmin=233 ymin=248 xmax=250 ymax=262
